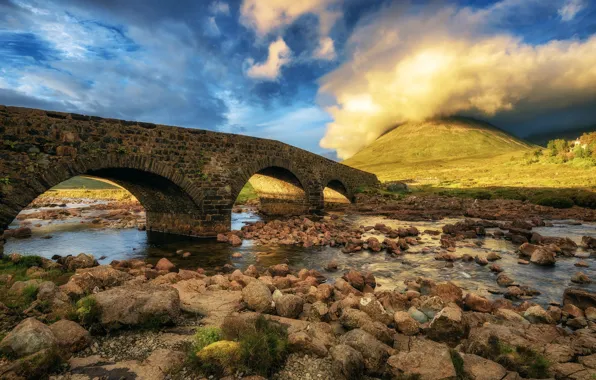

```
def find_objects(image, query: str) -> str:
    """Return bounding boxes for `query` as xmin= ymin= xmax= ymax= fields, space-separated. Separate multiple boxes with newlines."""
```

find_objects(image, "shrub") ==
xmin=76 ymin=296 xmax=100 ymax=327
xmin=572 ymin=192 xmax=596 ymax=209
xmin=534 ymin=196 xmax=574 ymax=209
xmin=238 ymin=315 xmax=288 ymax=377
xmin=193 ymin=327 xmax=222 ymax=352
xmin=17 ymin=255 xmax=44 ymax=268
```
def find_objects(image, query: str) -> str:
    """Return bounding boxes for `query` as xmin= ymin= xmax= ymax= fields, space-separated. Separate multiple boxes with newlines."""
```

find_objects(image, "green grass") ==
xmin=193 ymin=327 xmax=223 ymax=352
xmin=235 ymin=182 xmax=258 ymax=205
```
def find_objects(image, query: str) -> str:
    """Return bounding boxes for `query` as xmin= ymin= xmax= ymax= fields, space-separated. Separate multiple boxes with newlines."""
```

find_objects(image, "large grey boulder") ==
xmin=0 ymin=318 xmax=56 ymax=357
xmin=93 ymin=284 xmax=180 ymax=330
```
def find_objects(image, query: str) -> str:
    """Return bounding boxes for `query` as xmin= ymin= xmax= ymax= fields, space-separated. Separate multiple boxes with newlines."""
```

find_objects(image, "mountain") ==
xmin=343 ymin=117 xmax=533 ymax=171
xmin=525 ymin=124 xmax=596 ymax=147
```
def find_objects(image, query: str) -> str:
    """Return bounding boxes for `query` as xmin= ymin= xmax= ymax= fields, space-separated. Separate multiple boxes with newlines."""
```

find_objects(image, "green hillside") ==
xmin=343 ymin=117 xmax=596 ymax=190
xmin=344 ymin=117 xmax=531 ymax=169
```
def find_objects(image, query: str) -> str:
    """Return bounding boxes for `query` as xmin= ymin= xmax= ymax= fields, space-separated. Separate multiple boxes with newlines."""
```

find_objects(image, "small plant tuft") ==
xmin=193 ymin=327 xmax=222 ymax=352
xmin=76 ymin=296 xmax=100 ymax=327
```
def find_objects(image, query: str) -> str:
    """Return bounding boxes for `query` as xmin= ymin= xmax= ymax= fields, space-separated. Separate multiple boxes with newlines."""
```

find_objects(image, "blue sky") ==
xmin=1 ymin=0 xmax=595 ymax=159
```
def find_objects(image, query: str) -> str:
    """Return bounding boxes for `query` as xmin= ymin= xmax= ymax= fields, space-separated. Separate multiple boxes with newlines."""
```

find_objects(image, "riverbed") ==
xmin=5 ymin=208 xmax=596 ymax=307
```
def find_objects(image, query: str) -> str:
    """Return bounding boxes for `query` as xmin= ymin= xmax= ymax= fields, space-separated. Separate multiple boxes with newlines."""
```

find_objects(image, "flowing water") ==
xmin=5 ymin=206 xmax=596 ymax=306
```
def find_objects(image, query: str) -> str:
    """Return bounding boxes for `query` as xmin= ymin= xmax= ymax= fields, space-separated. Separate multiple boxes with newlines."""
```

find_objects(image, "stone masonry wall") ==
xmin=0 ymin=105 xmax=379 ymax=241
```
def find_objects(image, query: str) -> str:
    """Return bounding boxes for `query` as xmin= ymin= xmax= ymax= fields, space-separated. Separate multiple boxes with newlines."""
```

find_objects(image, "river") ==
xmin=5 ymin=208 xmax=596 ymax=307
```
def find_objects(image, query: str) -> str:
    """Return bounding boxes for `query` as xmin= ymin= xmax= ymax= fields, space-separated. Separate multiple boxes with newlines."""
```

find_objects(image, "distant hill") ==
xmin=343 ymin=117 xmax=532 ymax=171
xmin=525 ymin=124 xmax=596 ymax=147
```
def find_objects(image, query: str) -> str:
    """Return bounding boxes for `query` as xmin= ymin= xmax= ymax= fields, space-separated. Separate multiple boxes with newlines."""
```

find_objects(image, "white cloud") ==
xmin=318 ymin=2 xmax=596 ymax=159
xmin=245 ymin=38 xmax=291 ymax=81
xmin=558 ymin=0 xmax=585 ymax=21
xmin=240 ymin=0 xmax=340 ymax=61
xmin=209 ymin=1 xmax=230 ymax=16
xmin=313 ymin=36 xmax=336 ymax=60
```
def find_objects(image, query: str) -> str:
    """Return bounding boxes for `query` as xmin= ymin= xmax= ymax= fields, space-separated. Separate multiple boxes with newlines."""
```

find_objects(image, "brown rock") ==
xmin=155 ymin=258 xmax=176 ymax=272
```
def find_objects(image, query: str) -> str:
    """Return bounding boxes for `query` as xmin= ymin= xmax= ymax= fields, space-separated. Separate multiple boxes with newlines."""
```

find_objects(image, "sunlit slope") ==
xmin=340 ymin=117 xmax=594 ymax=189
xmin=344 ymin=117 xmax=532 ymax=169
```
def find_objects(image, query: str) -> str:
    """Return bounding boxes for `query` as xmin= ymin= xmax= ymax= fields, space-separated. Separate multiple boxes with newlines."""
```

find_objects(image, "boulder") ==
xmin=339 ymin=329 xmax=393 ymax=375
xmin=49 ymin=320 xmax=91 ymax=353
xmin=530 ymin=248 xmax=556 ymax=266
xmin=563 ymin=288 xmax=596 ymax=310
xmin=242 ymin=280 xmax=273 ymax=313
xmin=93 ymin=284 xmax=180 ymax=329
xmin=427 ymin=306 xmax=466 ymax=343
xmin=461 ymin=353 xmax=508 ymax=380
xmin=431 ymin=282 xmax=463 ymax=304
xmin=494 ymin=308 xmax=528 ymax=324
xmin=62 ymin=253 xmax=98 ymax=271
xmin=524 ymin=305 xmax=554 ymax=324
xmin=275 ymin=294 xmax=304 ymax=318
xmin=60 ymin=265 xmax=132 ymax=298
xmin=342 ymin=270 xmax=365 ymax=291
xmin=155 ymin=258 xmax=176 ymax=272
xmin=269 ymin=263 xmax=290 ymax=277
xmin=571 ymin=272 xmax=592 ymax=284
xmin=394 ymin=311 xmax=419 ymax=336
xmin=359 ymin=294 xmax=393 ymax=325
xmin=329 ymin=344 xmax=364 ymax=380
xmin=387 ymin=338 xmax=456 ymax=380
xmin=288 ymin=331 xmax=328 ymax=357
xmin=464 ymin=293 xmax=492 ymax=313
xmin=0 ymin=318 xmax=56 ymax=357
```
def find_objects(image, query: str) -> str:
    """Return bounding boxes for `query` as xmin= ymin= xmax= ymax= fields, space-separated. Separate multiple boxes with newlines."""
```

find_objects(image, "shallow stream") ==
xmin=6 ymin=206 xmax=596 ymax=306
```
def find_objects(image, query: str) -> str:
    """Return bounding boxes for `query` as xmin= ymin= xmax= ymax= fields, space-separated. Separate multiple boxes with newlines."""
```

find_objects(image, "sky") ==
xmin=1 ymin=0 xmax=595 ymax=160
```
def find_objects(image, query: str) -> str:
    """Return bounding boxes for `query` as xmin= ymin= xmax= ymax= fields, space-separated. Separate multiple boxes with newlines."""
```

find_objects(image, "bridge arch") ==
xmin=323 ymin=179 xmax=352 ymax=204
xmin=0 ymin=155 xmax=205 ymax=236
xmin=230 ymin=158 xmax=317 ymax=216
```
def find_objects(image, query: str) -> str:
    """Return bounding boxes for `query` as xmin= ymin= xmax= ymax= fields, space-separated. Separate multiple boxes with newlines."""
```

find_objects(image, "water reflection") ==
xmin=5 ymin=211 xmax=596 ymax=306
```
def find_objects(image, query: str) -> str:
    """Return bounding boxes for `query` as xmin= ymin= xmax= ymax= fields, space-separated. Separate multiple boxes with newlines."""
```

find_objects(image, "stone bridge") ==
xmin=0 ymin=106 xmax=378 ymax=242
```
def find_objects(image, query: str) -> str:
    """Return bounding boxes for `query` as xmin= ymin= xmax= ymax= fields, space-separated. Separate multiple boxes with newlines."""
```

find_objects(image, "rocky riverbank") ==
xmin=0 ymin=244 xmax=594 ymax=379
xmin=1 ymin=192 xmax=595 ymax=379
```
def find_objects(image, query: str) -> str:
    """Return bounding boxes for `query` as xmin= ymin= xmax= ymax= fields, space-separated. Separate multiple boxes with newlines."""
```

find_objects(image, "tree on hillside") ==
xmin=547 ymin=139 xmax=568 ymax=157
xmin=579 ymin=132 xmax=596 ymax=146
